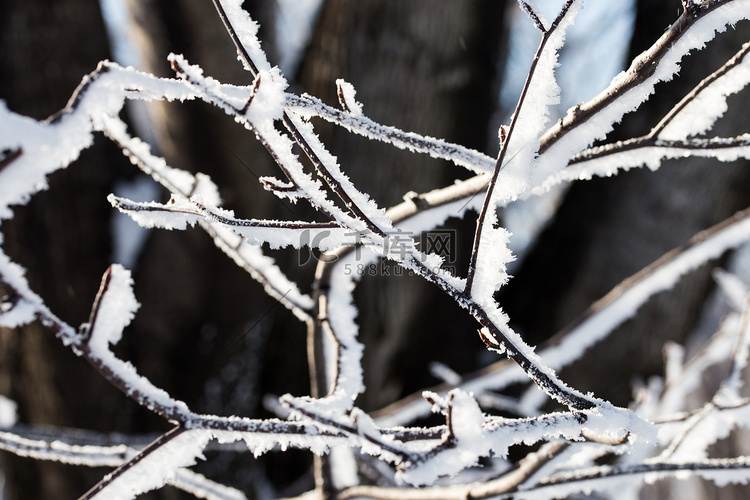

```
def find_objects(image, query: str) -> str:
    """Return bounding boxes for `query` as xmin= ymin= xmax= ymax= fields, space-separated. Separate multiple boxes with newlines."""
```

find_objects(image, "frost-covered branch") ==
xmin=0 ymin=428 xmax=131 ymax=467
xmin=100 ymin=116 xmax=315 ymax=320
xmin=374 ymin=205 xmax=750 ymax=427
xmin=539 ymin=0 xmax=750 ymax=159
xmin=0 ymin=425 xmax=247 ymax=500
xmin=651 ymin=40 xmax=750 ymax=140
xmin=467 ymin=0 xmax=582 ymax=298
xmin=285 ymin=93 xmax=495 ymax=174
xmin=520 ymin=457 xmax=750 ymax=499
xmin=453 ymin=0 xmax=611 ymax=415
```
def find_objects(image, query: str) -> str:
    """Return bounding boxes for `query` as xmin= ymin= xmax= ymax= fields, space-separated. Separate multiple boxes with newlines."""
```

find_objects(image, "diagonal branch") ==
xmin=519 ymin=1 xmax=547 ymax=32
xmin=100 ymin=117 xmax=315 ymax=319
xmin=79 ymin=426 xmax=187 ymax=500
xmin=538 ymin=0 xmax=741 ymax=156
xmin=373 ymin=204 xmax=750 ymax=426
xmin=209 ymin=0 xmax=393 ymax=242
xmin=649 ymin=41 xmax=750 ymax=139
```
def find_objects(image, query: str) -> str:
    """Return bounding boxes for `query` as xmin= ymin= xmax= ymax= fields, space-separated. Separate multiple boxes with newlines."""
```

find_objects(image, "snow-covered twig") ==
xmin=511 ymin=457 xmax=750 ymax=499
xmin=651 ymin=41 xmax=750 ymax=140
xmin=374 ymin=205 xmax=750 ymax=426
xmin=0 ymin=425 xmax=247 ymax=500
xmin=100 ymin=116 xmax=315 ymax=320
xmin=285 ymin=93 xmax=495 ymax=174
xmin=539 ymin=0 xmax=750 ymax=161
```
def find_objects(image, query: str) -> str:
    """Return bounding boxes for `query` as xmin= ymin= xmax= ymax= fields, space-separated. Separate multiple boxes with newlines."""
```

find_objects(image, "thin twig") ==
xmin=208 ymin=1 xmax=390 ymax=241
xmin=569 ymin=134 xmax=750 ymax=165
xmin=111 ymin=196 xmax=340 ymax=231
xmin=465 ymin=0 xmax=577 ymax=296
xmin=649 ymin=41 xmax=750 ymax=138
xmin=285 ymin=94 xmax=495 ymax=174
xmin=519 ymin=1 xmax=547 ymax=32
xmin=337 ymin=441 xmax=570 ymax=500
xmin=524 ymin=457 xmax=750 ymax=495
xmin=101 ymin=119 xmax=315 ymax=319
xmin=79 ymin=265 xmax=113 ymax=344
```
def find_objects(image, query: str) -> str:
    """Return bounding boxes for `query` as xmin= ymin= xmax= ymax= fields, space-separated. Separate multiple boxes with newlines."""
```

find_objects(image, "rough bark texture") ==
xmin=298 ymin=0 xmax=506 ymax=412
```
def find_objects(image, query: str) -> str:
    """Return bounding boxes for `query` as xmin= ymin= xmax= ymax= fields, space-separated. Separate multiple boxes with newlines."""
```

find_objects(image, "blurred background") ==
xmin=1 ymin=0 xmax=750 ymax=498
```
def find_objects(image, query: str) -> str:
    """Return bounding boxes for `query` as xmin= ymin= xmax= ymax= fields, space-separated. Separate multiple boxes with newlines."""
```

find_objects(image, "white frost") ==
xmin=92 ymin=429 xmax=212 ymax=499
xmin=538 ymin=0 xmax=750 ymax=184
xmin=87 ymin=264 xmax=140 ymax=354
xmin=217 ymin=0 xmax=272 ymax=73
xmin=658 ymin=42 xmax=750 ymax=140
xmin=335 ymin=80 xmax=363 ymax=117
